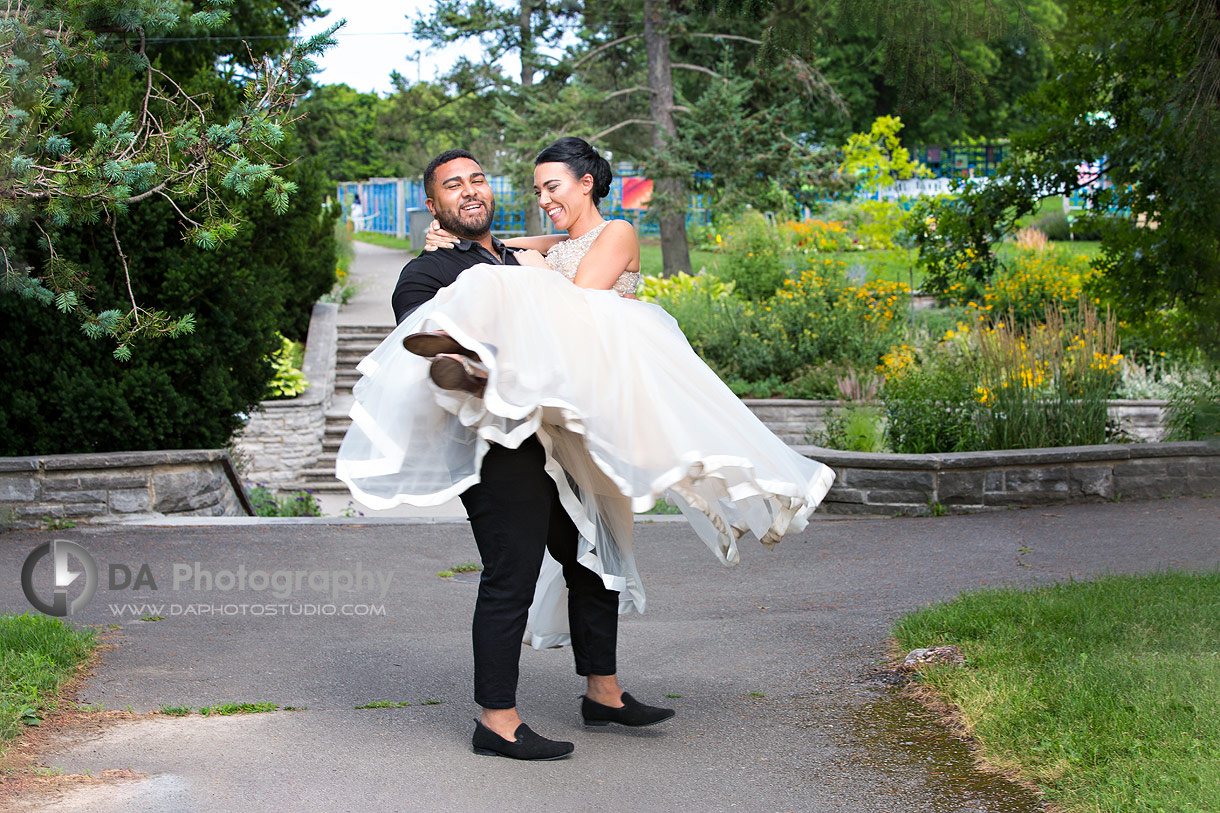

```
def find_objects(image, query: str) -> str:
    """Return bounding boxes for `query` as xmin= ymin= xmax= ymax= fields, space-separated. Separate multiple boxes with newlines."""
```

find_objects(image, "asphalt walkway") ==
xmin=2 ymin=497 xmax=1218 ymax=811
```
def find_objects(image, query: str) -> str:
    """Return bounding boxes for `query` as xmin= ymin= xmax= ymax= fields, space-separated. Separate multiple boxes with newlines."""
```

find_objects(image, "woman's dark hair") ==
xmin=535 ymin=137 xmax=613 ymax=205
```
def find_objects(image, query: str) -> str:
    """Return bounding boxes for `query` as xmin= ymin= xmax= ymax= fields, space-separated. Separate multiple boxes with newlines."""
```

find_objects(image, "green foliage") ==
xmin=880 ymin=301 xmax=1122 ymax=453
xmin=265 ymin=334 xmax=308 ymax=399
xmin=840 ymin=115 xmax=931 ymax=194
xmin=638 ymin=270 xmax=735 ymax=303
xmin=246 ymin=485 xmax=322 ymax=518
xmin=713 ymin=210 xmax=789 ymax=300
xmin=893 ymin=571 xmax=1220 ymax=812
xmin=0 ymin=150 xmax=337 ymax=455
xmin=656 ymin=257 xmax=906 ymax=390
xmin=0 ymin=0 xmax=336 ymax=352
xmin=669 ymin=69 xmax=846 ymax=214
xmin=0 ymin=614 xmax=96 ymax=743
xmin=881 ymin=351 xmax=984 ymax=454
xmin=1164 ymin=369 xmax=1220 ymax=442
xmin=812 ymin=405 xmax=887 ymax=452
xmin=293 ymin=84 xmax=391 ymax=183
xmin=909 ymin=0 xmax=1220 ymax=361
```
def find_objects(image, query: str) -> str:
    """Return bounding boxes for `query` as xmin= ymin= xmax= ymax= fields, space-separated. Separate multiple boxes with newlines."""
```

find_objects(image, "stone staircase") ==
xmin=293 ymin=324 xmax=394 ymax=493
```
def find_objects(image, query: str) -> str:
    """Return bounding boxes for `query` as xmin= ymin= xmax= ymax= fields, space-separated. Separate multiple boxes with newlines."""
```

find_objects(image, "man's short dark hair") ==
xmin=424 ymin=149 xmax=480 ymax=197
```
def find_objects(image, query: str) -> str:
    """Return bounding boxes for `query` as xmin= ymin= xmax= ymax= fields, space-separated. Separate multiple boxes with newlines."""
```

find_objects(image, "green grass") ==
xmin=894 ymin=571 xmax=1220 ymax=812
xmin=355 ymin=700 xmax=412 ymax=709
xmin=638 ymin=242 xmax=721 ymax=277
xmin=158 ymin=705 xmax=191 ymax=717
xmin=198 ymin=701 xmax=278 ymax=716
xmin=0 ymin=614 xmax=96 ymax=744
xmin=353 ymin=233 xmax=413 ymax=251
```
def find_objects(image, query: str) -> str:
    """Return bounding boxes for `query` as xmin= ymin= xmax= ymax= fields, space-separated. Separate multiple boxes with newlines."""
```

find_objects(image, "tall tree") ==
xmin=643 ymin=0 xmax=691 ymax=274
xmin=907 ymin=0 xmax=1220 ymax=359
xmin=0 ymin=0 xmax=335 ymax=355
xmin=413 ymin=0 xmax=581 ymax=234
xmin=294 ymin=84 xmax=392 ymax=184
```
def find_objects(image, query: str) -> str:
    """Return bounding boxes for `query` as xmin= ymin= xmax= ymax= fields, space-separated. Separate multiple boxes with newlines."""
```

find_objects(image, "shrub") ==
xmin=712 ymin=210 xmax=789 ymax=299
xmin=943 ymin=247 xmax=1095 ymax=325
xmin=973 ymin=302 xmax=1121 ymax=449
xmin=811 ymin=405 xmax=887 ymax=452
xmin=1163 ymin=368 xmax=1220 ymax=440
xmin=781 ymin=218 xmax=853 ymax=254
xmin=246 ymin=485 xmax=322 ymax=517
xmin=0 ymin=155 xmax=337 ymax=455
xmin=880 ymin=348 xmax=984 ymax=454
xmin=652 ymin=260 xmax=909 ymax=393
xmin=265 ymin=334 xmax=308 ymax=400
xmin=881 ymin=300 xmax=1123 ymax=453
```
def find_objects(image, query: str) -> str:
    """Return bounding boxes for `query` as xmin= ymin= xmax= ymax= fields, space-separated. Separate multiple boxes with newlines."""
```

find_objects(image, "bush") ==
xmin=1028 ymin=208 xmax=1109 ymax=241
xmin=811 ymin=405 xmax=887 ymax=452
xmin=711 ymin=210 xmax=789 ymax=299
xmin=881 ymin=300 xmax=1123 ymax=453
xmin=0 ymin=154 xmax=337 ymax=455
xmin=1164 ymin=368 xmax=1220 ymax=440
xmin=246 ymin=485 xmax=322 ymax=517
xmin=265 ymin=334 xmax=308 ymax=400
xmin=942 ymin=247 xmax=1095 ymax=325
xmin=881 ymin=348 xmax=984 ymax=454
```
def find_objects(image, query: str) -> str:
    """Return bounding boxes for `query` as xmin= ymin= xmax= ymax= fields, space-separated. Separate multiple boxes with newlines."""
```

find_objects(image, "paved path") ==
xmin=2 ymin=497 xmax=1218 ymax=811
xmin=337 ymin=239 xmax=403 ymax=328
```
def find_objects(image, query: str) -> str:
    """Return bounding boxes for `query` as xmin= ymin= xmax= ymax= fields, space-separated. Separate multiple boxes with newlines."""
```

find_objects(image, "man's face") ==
xmin=426 ymin=158 xmax=495 ymax=239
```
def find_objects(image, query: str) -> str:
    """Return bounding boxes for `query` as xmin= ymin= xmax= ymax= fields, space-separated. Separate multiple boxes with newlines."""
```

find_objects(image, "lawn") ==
xmin=0 ymin=613 xmax=97 ymax=745
xmin=894 ymin=571 xmax=1220 ymax=812
xmin=358 ymin=232 xmax=1100 ymax=292
xmin=353 ymin=232 xmax=414 ymax=252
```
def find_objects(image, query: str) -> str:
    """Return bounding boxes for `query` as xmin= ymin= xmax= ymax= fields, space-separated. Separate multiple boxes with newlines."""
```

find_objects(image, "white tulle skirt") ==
xmin=335 ymin=263 xmax=835 ymax=648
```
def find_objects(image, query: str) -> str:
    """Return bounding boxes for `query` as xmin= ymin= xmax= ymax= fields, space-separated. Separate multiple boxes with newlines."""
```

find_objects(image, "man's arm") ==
xmin=391 ymin=254 xmax=453 ymax=324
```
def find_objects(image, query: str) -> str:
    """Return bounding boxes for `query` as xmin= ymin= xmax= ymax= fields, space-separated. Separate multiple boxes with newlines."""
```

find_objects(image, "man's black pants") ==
xmin=460 ymin=435 xmax=619 ymax=709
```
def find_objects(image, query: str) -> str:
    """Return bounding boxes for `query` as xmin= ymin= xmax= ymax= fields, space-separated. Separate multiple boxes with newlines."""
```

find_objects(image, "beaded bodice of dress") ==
xmin=544 ymin=221 xmax=640 ymax=297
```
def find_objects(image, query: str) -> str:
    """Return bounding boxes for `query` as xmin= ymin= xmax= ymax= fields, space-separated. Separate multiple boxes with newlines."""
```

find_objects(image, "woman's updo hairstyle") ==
xmin=535 ymin=137 xmax=613 ymax=206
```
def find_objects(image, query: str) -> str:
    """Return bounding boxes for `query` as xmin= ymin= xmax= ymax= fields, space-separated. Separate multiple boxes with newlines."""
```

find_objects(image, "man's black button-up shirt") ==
xmin=391 ymin=235 xmax=519 ymax=324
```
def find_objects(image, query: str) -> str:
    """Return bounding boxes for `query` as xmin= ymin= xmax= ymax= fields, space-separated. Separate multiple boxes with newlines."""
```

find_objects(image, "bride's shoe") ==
xmin=430 ymin=355 xmax=487 ymax=396
xmin=403 ymin=331 xmax=481 ymax=361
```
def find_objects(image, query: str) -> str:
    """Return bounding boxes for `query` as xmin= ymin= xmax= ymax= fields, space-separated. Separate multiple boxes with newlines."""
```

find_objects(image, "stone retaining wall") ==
xmin=745 ymin=398 xmax=1168 ymax=444
xmin=0 ymin=450 xmax=253 ymax=529
xmin=800 ymin=441 xmax=1219 ymax=515
xmin=237 ymin=302 xmax=338 ymax=488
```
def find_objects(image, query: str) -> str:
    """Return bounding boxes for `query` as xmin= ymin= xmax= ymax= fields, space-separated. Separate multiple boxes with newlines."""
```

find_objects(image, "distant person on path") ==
xmin=349 ymin=193 xmax=363 ymax=233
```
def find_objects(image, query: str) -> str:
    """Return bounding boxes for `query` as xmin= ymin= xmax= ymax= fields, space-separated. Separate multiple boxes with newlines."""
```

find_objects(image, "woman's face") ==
xmin=534 ymin=162 xmax=592 ymax=231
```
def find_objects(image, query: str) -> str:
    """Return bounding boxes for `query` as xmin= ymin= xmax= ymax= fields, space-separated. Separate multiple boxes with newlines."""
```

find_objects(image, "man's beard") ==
xmin=436 ymin=198 xmax=495 ymax=239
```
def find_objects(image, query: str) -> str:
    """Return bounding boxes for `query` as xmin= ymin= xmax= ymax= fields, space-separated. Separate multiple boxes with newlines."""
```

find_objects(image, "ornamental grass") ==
xmin=881 ymin=298 xmax=1122 ymax=453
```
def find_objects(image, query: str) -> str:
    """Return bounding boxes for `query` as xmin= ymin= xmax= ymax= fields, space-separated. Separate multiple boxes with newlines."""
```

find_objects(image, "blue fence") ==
xmin=337 ymin=169 xmax=712 ymax=241
xmin=336 ymin=146 xmax=1016 ymax=240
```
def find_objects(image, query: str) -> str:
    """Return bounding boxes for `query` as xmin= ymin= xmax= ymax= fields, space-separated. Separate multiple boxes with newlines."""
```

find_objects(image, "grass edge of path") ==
xmin=892 ymin=570 xmax=1220 ymax=813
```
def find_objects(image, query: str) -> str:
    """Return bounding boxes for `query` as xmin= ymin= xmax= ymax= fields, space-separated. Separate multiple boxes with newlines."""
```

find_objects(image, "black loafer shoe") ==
xmin=472 ymin=719 xmax=574 ymax=760
xmin=581 ymin=692 xmax=675 ymax=728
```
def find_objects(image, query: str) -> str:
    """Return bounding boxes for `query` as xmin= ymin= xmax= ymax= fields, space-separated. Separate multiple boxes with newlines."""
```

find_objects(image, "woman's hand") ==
xmin=424 ymin=220 xmax=459 ymax=251
xmin=512 ymin=249 xmax=549 ymax=268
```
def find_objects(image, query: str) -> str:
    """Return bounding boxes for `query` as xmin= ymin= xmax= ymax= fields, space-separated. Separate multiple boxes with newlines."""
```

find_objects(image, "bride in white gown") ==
xmin=335 ymin=138 xmax=835 ymax=647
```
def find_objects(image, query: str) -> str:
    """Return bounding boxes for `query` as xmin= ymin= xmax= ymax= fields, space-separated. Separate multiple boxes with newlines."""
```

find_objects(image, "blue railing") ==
xmin=337 ymin=169 xmax=712 ymax=240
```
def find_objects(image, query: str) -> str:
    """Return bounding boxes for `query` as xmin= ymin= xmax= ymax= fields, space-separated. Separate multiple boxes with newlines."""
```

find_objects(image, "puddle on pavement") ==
xmin=840 ymin=686 xmax=1046 ymax=812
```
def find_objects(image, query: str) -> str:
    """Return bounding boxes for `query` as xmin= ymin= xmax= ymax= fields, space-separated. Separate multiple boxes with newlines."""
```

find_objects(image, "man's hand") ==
xmin=424 ymin=220 xmax=459 ymax=251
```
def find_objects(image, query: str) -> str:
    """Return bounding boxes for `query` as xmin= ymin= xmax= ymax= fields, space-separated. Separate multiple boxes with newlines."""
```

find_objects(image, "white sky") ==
xmin=296 ymin=1 xmax=522 ymax=95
